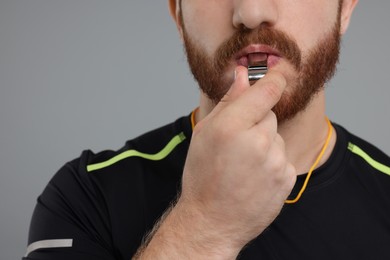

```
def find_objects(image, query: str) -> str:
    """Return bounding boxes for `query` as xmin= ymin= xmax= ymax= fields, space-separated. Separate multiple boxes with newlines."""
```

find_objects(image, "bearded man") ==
xmin=24 ymin=0 xmax=390 ymax=259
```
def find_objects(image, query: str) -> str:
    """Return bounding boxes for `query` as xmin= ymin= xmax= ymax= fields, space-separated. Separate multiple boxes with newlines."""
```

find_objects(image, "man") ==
xmin=24 ymin=0 xmax=390 ymax=259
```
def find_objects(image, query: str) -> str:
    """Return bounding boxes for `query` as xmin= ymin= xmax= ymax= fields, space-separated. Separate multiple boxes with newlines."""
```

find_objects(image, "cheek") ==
xmin=278 ymin=1 xmax=339 ymax=52
xmin=181 ymin=1 xmax=234 ymax=56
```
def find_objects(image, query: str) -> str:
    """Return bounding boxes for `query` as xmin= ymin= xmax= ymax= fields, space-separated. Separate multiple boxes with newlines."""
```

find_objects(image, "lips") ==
xmin=235 ymin=45 xmax=282 ymax=68
xmin=237 ymin=53 xmax=267 ymax=67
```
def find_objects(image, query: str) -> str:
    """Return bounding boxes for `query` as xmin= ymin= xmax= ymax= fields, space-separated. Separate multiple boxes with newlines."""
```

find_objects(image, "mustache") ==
xmin=214 ymin=26 xmax=302 ymax=71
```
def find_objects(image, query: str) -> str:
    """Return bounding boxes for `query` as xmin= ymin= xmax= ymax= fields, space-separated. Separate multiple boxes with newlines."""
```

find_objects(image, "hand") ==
xmin=178 ymin=66 xmax=297 ymax=254
xmin=136 ymin=66 xmax=297 ymax=259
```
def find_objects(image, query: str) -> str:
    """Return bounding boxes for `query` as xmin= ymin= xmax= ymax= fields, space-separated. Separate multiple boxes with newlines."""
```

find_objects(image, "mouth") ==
xmin=235 ymin=45 xmax=282 ymax=68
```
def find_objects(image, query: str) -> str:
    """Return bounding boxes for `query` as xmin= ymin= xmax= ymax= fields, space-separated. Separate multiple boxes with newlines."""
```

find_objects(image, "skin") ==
xmin=135 ymin=0 xmax=358 ymax=258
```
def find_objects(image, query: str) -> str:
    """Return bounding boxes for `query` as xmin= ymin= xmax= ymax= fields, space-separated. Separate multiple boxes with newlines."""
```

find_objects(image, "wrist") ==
xmin=169 ymin=199 xmax=245 ymax=258
xmin=139 ymin=199 xmax=243 ymax=259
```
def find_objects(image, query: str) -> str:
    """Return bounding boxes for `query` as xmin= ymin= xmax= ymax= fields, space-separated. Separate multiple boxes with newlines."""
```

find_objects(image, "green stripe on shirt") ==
xmin=87 ymin=132 xmax=186 ymax=172
xmin=348 ymin=142 xmax=390 ymax=176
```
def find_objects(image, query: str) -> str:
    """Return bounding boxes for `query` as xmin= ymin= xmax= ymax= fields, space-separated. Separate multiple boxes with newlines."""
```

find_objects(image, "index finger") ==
xmin=221 ymin=68 xmax=287 ymax=128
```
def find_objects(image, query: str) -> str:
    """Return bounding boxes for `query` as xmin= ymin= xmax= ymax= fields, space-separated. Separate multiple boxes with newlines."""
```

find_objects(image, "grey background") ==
xmin=0 ymin=1 xmax=389 ymax=259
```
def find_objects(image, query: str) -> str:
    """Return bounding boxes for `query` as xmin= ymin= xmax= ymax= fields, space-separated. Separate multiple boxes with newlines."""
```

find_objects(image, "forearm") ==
xmin=133 ymin=202 xmax=241 ymax=260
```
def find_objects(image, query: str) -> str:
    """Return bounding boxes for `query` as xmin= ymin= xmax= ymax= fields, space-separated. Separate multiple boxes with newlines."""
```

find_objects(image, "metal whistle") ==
xmin=248 ymin=65 xmax=268 ymax=83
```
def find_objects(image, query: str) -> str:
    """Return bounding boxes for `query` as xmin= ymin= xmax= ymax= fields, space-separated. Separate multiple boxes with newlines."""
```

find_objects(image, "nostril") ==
xmin=232 ymin=0 xmax=278 ymax=30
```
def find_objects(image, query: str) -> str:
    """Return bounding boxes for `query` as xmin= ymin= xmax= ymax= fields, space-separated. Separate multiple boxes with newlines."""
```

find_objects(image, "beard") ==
xmin=181 ymin=9 xmax=341 ymax=123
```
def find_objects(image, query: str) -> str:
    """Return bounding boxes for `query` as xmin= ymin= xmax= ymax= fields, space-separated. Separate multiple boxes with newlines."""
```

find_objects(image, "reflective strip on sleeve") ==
xmin=25 ymin=239 xmax=73 ymax=257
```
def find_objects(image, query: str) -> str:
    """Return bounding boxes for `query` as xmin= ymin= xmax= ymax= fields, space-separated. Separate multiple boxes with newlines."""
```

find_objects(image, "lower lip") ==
xmin=266 ymin=55 xmax=281 ymax=68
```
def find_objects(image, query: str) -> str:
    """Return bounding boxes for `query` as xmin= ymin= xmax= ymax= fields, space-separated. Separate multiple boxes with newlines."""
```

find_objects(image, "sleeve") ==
xmin=23 ymin=155 xmax=119 ymax=260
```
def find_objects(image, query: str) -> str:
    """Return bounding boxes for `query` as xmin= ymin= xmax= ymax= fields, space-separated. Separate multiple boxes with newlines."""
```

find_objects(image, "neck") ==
xmin=196 ymin=90 xmax=337 ymax=175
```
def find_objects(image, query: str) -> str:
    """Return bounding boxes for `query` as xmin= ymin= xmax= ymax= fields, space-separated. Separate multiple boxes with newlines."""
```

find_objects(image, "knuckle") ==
xmin=267 ymin=111 xmax=278 ymax=123
xmin=254 ymin=135 xmax=272 ymax=157
xmin=262 ymin=112 xmax=278 ymax=131
xmin=285 ymin=164 xmax=297 ymax=187
xmin=276 ymin=163 xmax=297 ymax=194
xmin=270 ymin=152 xmax=286 ymax=174
xmin=266 ymin=150 xmax=291 ymax=188
xmin=274 ymin=133 xmax=285 ymax=147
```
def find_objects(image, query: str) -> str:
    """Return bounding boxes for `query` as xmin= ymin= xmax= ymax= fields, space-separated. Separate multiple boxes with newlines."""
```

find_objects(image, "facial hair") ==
xmin=180 ymin=8 xmax=341 ymax=123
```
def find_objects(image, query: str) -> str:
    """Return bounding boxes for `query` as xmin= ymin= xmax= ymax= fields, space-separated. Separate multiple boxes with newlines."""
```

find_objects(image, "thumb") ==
xmin=194 ymin=66 xmax=250 ymax=132
xmin=210 ymin=66 xmax=250 ymax=117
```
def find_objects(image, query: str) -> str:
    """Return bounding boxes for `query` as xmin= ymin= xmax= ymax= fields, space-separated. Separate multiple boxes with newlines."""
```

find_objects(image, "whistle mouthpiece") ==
xmin=248 ymin=65 xmax=268 ymax=82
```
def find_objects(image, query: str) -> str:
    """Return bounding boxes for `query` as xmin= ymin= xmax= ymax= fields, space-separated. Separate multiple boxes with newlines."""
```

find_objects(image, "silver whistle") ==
xmin=248 ymin=65 xmax=268 ymax=82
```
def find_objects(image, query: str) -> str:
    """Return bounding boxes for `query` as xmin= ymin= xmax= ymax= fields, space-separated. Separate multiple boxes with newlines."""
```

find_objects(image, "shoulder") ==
xmin=27 ymin=114 xmax=192 ymax=259
xmin=85 ymin=115 xmax=191 ymax=174
xmin=46 ymin=114 xmax=193 ymax=217
xmin=47 ymin=114 xmax=191 ymax=191
xmin=334 ymin=124 xmax=390 ymax=199
xmin=337 ymin=124 xmax=390 ymax=177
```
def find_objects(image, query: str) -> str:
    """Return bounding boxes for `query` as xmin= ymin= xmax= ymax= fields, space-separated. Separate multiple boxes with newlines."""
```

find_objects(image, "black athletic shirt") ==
xmin=24 ymin=113 xmax=390 ymax=259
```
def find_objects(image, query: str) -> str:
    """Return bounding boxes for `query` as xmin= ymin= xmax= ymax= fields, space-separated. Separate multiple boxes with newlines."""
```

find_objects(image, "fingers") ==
xmin=270 ymin=134 xmax=297 ymax=199
xmin=229 ymin=69 xmax=286 ymax=127
xmin=255 ymin=132 xmax=297 ymax=204
xmin=214 ymin=67 xmax=287 ymax=130
xmin=180 ymin=67 xmax=295 ymax=248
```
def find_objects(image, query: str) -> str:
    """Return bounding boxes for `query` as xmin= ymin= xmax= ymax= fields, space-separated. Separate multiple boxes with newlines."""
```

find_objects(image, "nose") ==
xmin=233 ymin=0 xmax=278 ymax=29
